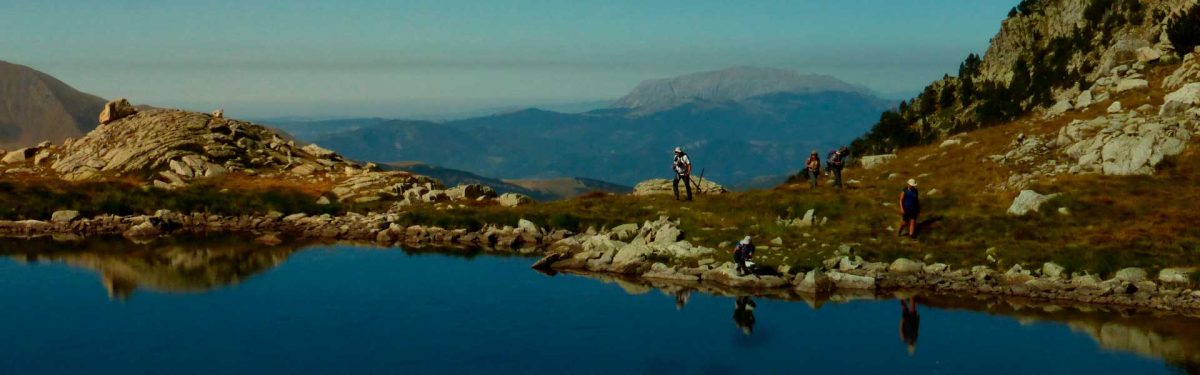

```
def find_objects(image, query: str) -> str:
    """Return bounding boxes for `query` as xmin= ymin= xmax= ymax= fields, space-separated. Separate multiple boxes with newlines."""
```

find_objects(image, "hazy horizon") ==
xmin=3 ymin=0 xmax=1016 ymax=119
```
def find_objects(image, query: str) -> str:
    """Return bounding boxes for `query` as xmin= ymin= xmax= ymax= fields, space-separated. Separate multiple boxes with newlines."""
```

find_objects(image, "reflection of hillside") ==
xmin=919 ymin=295 xmax=1200 ymax=374
xmin=567 ymin=272 xmax=1200 ymax=373
xmin=2 ymin=236 xmax=304 ymax=299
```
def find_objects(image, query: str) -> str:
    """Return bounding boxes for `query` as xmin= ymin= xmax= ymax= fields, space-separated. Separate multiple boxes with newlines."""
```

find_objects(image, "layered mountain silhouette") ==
xmin=297 ymin=67 xmax=891 ymax=185
xmin=0 ymin=60 xmax=106 ymax=149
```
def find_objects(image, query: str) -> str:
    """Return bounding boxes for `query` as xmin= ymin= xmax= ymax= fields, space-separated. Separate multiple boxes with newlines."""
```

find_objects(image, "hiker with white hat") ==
xmin=672 ymin=147 xmax=693 ymax=201
xmin=733 ymin=236 xmax=756 ymax=276
xmin=899 ymin=179 xmax=921 ymax=238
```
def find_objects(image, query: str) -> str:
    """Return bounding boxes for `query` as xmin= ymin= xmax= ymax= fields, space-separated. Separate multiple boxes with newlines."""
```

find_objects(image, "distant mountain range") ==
xmin=0 ymin=60 xmax=106 ymax=149
xmin=283 ymin=67 xmax=891 ymax=186
xmin=385 ymin=162 xmax=630 ymax=200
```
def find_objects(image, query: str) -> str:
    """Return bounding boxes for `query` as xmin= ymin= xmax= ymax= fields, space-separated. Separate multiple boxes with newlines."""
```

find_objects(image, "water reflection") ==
xmin=899 ymin=297 xmax=920 ymax=355
xmin=0 ymin=236 xmax=304 ymax=299
xmin=1 ymin=238 xmax=1198 ymax=373
xmin=569 ymin=271 xmax=1200 ymax=373
xmin=733 ymin=296 xmax=757 ymax=335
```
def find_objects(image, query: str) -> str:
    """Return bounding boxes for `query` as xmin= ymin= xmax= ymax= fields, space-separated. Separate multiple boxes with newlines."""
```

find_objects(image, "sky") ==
xmin=1 ymin=0 xmax=1016 ymax=118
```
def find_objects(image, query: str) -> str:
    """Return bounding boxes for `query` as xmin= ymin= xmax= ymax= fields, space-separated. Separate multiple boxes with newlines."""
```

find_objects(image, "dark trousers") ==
xmin=673 ymin=174 xmax=692 ymax=200
xmin=832 ymin=167 xmax=843 ymax=188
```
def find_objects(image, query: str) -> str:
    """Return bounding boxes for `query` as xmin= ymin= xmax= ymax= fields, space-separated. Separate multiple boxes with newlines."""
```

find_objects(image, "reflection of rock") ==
xmin=3 ymin=237 xmax=303 ymax=299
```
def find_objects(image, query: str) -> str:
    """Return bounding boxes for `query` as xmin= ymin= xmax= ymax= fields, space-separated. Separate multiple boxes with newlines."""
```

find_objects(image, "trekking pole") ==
xmin=691 ymin=168 xmax=706 ymax=194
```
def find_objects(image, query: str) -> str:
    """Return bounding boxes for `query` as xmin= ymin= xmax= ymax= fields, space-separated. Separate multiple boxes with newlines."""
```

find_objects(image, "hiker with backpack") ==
xmin=733 ymin=236 xmax=755 ymax=276
xmin=805 ymin=150 xmax=822 ymax=188
xmin=672 ymin=147 xmax=693 ymax=201
xmin=828 ymin=147 xmax=848 ymax=188
xmin=899 ymin=179 xmax=920 ymax=238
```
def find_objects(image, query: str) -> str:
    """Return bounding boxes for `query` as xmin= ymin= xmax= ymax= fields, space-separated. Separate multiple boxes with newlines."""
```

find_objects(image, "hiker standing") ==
xmin=829 ymin=147 xmax=848 ymax=188
xmin=672 ymin=147 xmax=693 ymax=201
xmin=899 ymin=179 xmax=920 ymax=238
xmin=733 ymin=236 xmax=755 ymax=276
xmin=805 ymin=150 xmax=822 ymax=188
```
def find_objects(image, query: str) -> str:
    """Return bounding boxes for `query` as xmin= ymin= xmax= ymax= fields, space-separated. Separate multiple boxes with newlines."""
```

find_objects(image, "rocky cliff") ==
xmin=1 ymin=100 xmax=529 ymax=208
xmin=0 ymin=60 xmax=106 ymax=149
xmin=854 ymin=0 xmax=1199 ymax=154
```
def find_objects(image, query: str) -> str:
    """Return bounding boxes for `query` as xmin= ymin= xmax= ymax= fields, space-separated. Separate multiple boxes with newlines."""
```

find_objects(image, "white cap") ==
xmin=674 ymin=147 xmax=682 ymax=153
xmin=741 ymin=236 xmax=752 ymax=244
xmin=907 ymin=178 xmax=918 ymax=187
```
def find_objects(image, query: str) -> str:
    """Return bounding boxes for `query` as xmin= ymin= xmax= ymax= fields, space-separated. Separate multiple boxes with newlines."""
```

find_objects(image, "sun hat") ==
xmin=674 ymin=147 xmax=682 ymax=153
xmin=907 ymin=178 xmax=918 ymax=187
xmin=741 ymin=236 xmax=751 ymax=244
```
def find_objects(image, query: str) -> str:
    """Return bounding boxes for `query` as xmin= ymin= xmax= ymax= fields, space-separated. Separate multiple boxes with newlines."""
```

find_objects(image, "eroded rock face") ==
xmin=1058 ymin=115 xmax=1192 ymax=176
xmin=99 ymin=98 xmax=136 ymax=125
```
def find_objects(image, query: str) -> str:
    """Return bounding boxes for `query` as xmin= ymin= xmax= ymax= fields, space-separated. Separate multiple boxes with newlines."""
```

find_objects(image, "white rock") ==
xmin=1115 ymin=79 xmax=1149 ymax=93
xmin=1074 ymin=90 xmax=1093 ymax=109
xmin=1135 ymin=47 xmax=1162 ymax=63
xmin=1160 ymin=83 xmax=1200 ymax=117
xmin=939 ymin=139 xmax=962 ymax=148
xmin=1047 ymin=99 xmax=1073 ymax=116
xmin=1107 ymin=101 xmax=1122 ymax=114
xmin=859 ymin=154 xmax=896 ymax=170
xmin=1007 ymin=190 xmax=1060 ymax=216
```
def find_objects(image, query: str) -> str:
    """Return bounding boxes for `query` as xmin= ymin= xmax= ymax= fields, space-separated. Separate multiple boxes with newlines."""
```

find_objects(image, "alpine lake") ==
xmin=0 ymin=236 xmax=1197 ymax=374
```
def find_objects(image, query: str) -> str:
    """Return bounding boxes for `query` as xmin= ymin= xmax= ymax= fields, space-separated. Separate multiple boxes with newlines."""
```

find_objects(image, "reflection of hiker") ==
xmin=733 ymin=236 xmax=756 ymax=276
xmin=898 ymin=179 xmax=920 ymax=238
xmin=828 ymin=147 xmax=848 ymax=188
xmin=900 ymin=297 xmax=920 ymax=355
xmin=734 ymin=296 xmax=757 ymax=335
xmin=675 ymin=290 xmax=691 ymax=310
xmin=672 ymin=147 xmax=693 ymax=201
xmin=805 ymin=150 xmax=821 ymax=188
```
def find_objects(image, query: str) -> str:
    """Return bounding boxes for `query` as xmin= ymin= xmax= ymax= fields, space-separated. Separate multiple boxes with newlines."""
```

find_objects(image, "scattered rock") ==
xmin=1158 ymin=268 xmax=1196 ymax=286
xmin=1007 ymin=190 xmax=1059 ymax=216
xmin=1113 ymin=267 xmax=1148 ymax=283
xmin=795 ymin=269 xmax=833 ymax=293
xmin=1114 ymin=78 xmax=1149 ymax=93
xmin=1074 ymin=90 xmax=1093 ymax=110
xmin=211 ymin=109 xmax=224 ymax=118
xmin=1042 ymin=262 xmax=1066 ymax=279
xmin=50 ymin=210 xmax=81 ymax=223
xmin=1160 ymin=83 xmax=1200 ymax=117
xmin=255 ymin=233 xmax=282 ymax=246
xmin=99 ymin=98 xmax=137 ymax=125
xmin=1107 ymin=101 xmax=1122 ymax=114
xmin=859 ymin=154 xmax=896 ymax=170
xmin=939 ymin=139 xmax=963 ymax=148
xmin=631 ymin=178 xmax=728 ymax=196
xmin=497 ymin=193 xmax=534 ymax=207
xmin=888 ymin=258 xmax=924 ymax=274
xmin=827 ymin=271 xmax=875 ymax=290
xmin=1135 ymin=47 xmax=1162 ymax=63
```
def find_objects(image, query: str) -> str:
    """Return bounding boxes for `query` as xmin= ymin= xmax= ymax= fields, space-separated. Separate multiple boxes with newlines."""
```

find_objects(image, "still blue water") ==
xmin=0 ymin=243 xmax=1194 ymax=374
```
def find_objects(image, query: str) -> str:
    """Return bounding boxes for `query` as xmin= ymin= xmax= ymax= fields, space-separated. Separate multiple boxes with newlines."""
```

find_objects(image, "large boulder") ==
xmin=859 ymin=154 xmax=896 ymax=170
xmin=1160 ymin=83 xmax=1200 ymax=117
xmin=631 ymin=178 xmax=727 ymax=196
xmin=99 ymin=98 xmax=137 ymax=125
xmin=1114 ymin=267 xmax=1148 ymax=283
xmin=795 ymin=269 xmax=833 ymax=293
xmin=447 ymin=183 xmax=497 ymax=201
xmin=1114 ymin=78 xmax=1149 ymax=93
xmin=497 ymin=193 xmax=533 ymax=207
xmin=50 ymin=210 xmax=81 ymax=223
xmin=1007 ymin=190 xmax=1059 ymax=216
xmin=888 ymin=258 xmax=924 ymax=274
xmin=827 ymin=271 xmax=876 ymax=290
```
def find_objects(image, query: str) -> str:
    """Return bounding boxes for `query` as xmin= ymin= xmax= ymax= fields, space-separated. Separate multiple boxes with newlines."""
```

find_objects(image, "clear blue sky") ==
xmin=2 ymin=0 xmax=1016 ymax=118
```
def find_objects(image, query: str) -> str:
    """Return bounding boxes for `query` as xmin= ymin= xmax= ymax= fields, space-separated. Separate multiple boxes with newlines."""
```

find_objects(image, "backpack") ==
xmin=673 ymin=152 xmax=689 ymax=174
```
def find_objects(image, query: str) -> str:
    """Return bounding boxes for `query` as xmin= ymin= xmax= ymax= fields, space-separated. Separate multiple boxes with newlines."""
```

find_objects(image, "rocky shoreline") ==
xmin=3 ymin=212 xmax=1197 ymax=313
